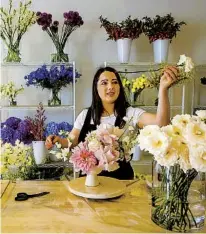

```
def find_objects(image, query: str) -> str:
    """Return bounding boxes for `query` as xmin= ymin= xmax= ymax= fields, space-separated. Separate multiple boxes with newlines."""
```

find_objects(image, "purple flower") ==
xmin=1 ymin=126 xmax=15 ymax=144
xmin=18 ymin=120 xmax=31 ymax=138
xmin=5 ymin=117 xmax=21 ymax=130
xmin=44 ymin=122 xmax=59 ymax=137
xmin=58 ymin=122 xmax=73 ymax=132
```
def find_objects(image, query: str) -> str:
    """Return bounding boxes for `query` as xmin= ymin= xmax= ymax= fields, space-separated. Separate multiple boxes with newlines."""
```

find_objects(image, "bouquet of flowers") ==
xmin=44 ymin=121 xmax=73 ymax=137
xmin=1 ymin=117 xmax=34 ymax=145
xmin=138 ymin=110 xmax=206 ymax=232
xmin=0 ymin=81 xmax=24 ymax=106
xmin=148 ymin=54 xmax=195 ymax=89
xmin=25 ymin=102 xmax=47 ymax=141
xmin=0 ymin=139 xmax=36 ymax=180
xmin=142 ymin=13 xmax=186 ymax=43
xmin=36 ymin=11 xmax=84 ymax=62
xmin=24 ymin=65 xmax=81 ymax=90
xmin=122 ymin=74 xmax=151 ymax=104
xmin=99 ymin=15 xmax=142 ymax=41
xmin=69 ymin=118 xmax=139 ymax=175
xmin=0 ymin=0 xmax=36 ymax=62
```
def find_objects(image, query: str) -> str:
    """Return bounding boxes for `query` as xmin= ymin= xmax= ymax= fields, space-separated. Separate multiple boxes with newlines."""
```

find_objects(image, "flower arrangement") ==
xmin=36 ymin=11 xmax=84 ymax=62
xmin=99 ymin=15 xmax=142 ymax=41
xmin=0 ymin=140 xmax=36 ymax=180
xmin=0 ymin=81 xmax=24 ymax=106
xmin=69 ymin=118 xmax=139 ymax=175
xmin=138 ymin=111 xmax=206 ymax=232
xmin=122 ymin=74 xmax=151 ymax=104
xmin=25 ymin=102 xmax=47 ymax=141
xmin=148 ymin=54 xmax=195 ymax=89
xmin=1 ymin=117 xmax=34 ymax=145
xmin=24 ymin=65 xmax=81 ymax=90
xmin=0 ymin=0 xmax=36 ymax=62
xmin=142 ymin=13 xmax=186 ymax=43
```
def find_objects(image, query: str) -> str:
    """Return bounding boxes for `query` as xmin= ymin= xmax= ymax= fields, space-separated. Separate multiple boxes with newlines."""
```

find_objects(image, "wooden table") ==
xmin=1 ymin=180 xmax=206 ymax=233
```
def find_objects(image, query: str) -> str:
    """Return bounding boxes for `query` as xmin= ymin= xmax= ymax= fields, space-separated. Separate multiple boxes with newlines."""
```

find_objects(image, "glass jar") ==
xmin=151 ymin=160 xmax=205 ymax=232
xmin=48 ymin=89 xmax=61 ymax=106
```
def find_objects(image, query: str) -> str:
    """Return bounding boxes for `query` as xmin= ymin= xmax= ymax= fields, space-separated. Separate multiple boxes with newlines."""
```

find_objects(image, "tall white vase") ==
xmin=153 ymin=39 xmax=170 ymax=63
xmin=32 ymin=141 xmax=47 ymax=165
xmin=117 ymin=38 xmax=132 ymax=63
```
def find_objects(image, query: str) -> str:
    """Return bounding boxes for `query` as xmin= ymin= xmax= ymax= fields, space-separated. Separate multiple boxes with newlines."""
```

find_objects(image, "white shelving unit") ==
xmin=1 ymin=61 xmax=76 ymax=123
xmin=0 ymin=61 xmax=77 ymax=179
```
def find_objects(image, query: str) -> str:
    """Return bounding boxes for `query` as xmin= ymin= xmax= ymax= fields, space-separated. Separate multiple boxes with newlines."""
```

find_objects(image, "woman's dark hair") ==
xmin=90 ymin=66 xmax=130 ymax=126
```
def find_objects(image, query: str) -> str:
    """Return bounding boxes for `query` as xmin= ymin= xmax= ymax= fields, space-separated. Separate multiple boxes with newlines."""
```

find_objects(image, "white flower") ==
xmin=185 ymin=121 xmax=206 ymax=146
xmin=196 ymin=110 xmax=206 ymax=120
xmin=177 ymin=54 xmax=194 ymax=72
xmin=171 ymin=114 xmax=191 ymax=131
xmin=145 ymin=131 xmax=170 ymax=157
xmin=189 ymin=145 xmax=206 ymax=172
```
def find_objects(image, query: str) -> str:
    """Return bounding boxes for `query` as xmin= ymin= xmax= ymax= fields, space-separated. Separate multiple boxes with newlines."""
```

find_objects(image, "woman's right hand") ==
xmin=45 ymin=135 xmax=60 ymax=150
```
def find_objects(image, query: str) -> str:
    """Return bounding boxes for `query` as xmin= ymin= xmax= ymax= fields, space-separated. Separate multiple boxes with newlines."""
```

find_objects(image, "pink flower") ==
xmin=69 ymin=142 xmax=97 ymax=174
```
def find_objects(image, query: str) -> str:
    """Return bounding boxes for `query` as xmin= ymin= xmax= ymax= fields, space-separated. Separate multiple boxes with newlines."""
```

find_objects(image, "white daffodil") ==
xmin=171 ymin=114 xmax=191 ymax=131
xmin=189 ymin=145 xmax=206 ymax=172
xmin=185 ymin=121 xmax=206 ymax=146
xmin=196 ymin=110 xmax=206 ymax=121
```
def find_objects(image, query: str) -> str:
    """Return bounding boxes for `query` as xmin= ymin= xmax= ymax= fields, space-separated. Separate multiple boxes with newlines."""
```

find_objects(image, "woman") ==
xmin=45 ymin=66 xmax=178 ymax=179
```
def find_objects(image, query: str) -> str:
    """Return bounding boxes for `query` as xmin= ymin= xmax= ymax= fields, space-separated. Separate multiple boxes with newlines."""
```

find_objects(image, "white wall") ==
xmin=1 ymin=0 xmax=206 ymax=118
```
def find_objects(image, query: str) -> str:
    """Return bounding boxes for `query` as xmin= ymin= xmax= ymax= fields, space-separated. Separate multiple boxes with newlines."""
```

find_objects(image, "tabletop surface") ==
xmin=1 ymin=179 xmax=206 ymax=233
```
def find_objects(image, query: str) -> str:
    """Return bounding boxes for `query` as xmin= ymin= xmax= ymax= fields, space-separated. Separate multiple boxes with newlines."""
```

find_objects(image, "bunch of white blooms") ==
xmin=0 ymin=81 xmax=24 ymax=103
xmin=138 ymin=111 xmax=206 ymax=172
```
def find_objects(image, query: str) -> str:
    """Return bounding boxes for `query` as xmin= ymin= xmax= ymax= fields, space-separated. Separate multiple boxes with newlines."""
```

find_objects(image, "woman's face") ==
xmin=97 ymin=71 xmax=120 ymax=104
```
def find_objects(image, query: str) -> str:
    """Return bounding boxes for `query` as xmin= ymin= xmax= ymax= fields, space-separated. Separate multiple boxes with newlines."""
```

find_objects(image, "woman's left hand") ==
xmin=159 ymin=66 xmax=179 ymax=90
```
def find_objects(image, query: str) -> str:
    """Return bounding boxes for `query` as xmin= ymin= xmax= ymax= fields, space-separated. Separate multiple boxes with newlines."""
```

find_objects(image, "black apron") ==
xmin=78 ymin=108 xmax=134 ymax=180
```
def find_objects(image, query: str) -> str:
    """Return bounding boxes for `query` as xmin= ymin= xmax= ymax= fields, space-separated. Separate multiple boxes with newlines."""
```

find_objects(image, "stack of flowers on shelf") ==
xmin=1 ymin=117 xmax=34 ymax=145
xmin=24 ymin=64 xmax=81 ymax=106
xmin=138 ymin=110 xmax=206 ymax=232
xmin=0 ymin=0 xmax=36 ymax=62
xmin=0 ymin=81 xmax=24 ymax=106
xmin=36 ymin=11 xmax=84 ymax=62
xmin=0 ymin=139 xmax=36 ymax=181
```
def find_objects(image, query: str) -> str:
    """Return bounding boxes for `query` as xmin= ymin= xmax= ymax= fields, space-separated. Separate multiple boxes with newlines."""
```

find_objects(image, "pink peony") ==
xmin=69 ymin=142 xmax=98 ymax=174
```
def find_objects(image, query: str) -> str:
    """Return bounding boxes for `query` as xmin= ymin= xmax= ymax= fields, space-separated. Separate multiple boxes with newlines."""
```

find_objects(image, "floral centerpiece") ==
xmin=24 ymin=64 xmax=81 ymax=106
xmin=138 ymin=111 xmax=206 ymax=232
xmin=0 ymin=0 xmax=36 ymax=62
xmin=0 ymin=81 xmax=24 ymax=106
xmin=142 ymin=13 xmax=186 ymax=43
xmin=99 ymin=15 xmax=142 ymax=41
xmin=1 ymin=117 xmax=34 ymax=145
xmin=50 ymin=118 xmax=139 ymax=186
xmin=36 ymin=11 xmax=84 ymax=62
xmin=122 ymin=74 xmax=151 ymax=105
xmin=0 ymin=139 xmax=36 ymax=180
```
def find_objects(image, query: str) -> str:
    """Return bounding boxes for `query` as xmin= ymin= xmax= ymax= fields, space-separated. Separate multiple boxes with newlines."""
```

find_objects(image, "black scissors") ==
xmin=15 ymin=192 xmax=50 ymax=201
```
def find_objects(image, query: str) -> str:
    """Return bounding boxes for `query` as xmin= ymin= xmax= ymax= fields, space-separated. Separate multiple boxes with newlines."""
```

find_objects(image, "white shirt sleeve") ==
xmin=126 ymin=106 xmax=146 ymax=126
xmin=73 ymin=109 xmax=88 ymax=130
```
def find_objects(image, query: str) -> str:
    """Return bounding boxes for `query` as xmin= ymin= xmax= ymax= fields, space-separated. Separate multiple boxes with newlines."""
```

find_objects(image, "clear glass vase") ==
xmin=4 ymin=45 xmax=21 ymax=63
xmin=48 ymin=89 xmax=61 ymax=106
xmin=51 ymin=46 xmax=69 ymax=63
xmin=151 ymin=161 xmax=205 ymax=232
xmin=130 ymin=89 xmax=144 ymax=106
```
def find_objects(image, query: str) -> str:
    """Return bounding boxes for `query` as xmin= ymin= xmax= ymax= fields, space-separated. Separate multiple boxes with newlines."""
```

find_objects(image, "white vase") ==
xmin=85 ymin=173 xmax=100 ymax=187
xmin=32 ymin=141 xmax=47 ymax=165
xmin=132 ymin=144 xmax=142 ymax=161
xmin=117 ymin=38 xmax=132 ymax=63
xmin=153 ymin=39 xmax=170 ymax=63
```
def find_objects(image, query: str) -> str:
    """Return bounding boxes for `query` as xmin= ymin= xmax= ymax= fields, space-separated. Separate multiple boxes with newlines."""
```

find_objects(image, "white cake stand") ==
xmin=68 ymin=176 xmax=126 ymax=199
